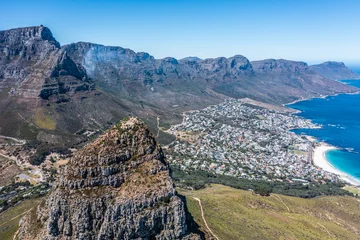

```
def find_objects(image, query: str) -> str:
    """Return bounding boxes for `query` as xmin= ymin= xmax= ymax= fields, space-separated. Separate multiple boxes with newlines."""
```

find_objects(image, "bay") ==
xmin=288 ymin=80 xmax=360 ymax=182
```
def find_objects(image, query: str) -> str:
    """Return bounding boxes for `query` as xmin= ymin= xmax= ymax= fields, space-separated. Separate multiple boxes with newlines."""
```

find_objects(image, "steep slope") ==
xmin=0 ymin=27 xmax=137 ymax=146
xmin=17 ymin=118 xmax=201 ymax=239
xmin=0 ymin=27 xmax=91 ymax=137
xmin=310 ymin=61 xmax=360 ymax=80
xmin=250 ymin=59 xmax=355 ymax=103
xmin=180 ymin=184 xmax=360 ymax=240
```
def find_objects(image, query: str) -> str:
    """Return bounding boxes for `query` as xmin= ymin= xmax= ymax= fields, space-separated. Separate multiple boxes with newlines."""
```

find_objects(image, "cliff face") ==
xmin=18 ymin=118 xmax=200 ymax=240
xmin=0 ymin=26 xmax=93 ymax=101
xmin=0 ymin=27 xmax=132 ymax=143
xmin=310 ymin=61 xmax=360 ymax=80
xmin=64 ymin=42 xmax=357 ymax=107
xmin=63 ymin=43 xmax=253 ymax=86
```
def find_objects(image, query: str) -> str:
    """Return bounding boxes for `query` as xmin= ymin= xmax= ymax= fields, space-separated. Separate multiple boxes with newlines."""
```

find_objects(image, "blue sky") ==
xmin=1 ymin=0 xmax=359 ymax=66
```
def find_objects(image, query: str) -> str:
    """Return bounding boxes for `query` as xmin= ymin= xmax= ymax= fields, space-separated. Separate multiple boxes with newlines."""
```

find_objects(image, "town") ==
xmin=165 ymin=99 xmax=341 ymax=184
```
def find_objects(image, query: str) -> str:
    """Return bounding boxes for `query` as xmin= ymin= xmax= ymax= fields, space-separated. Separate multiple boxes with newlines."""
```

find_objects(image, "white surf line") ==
xmin=193 ymin=197 xmax=220 ymax=240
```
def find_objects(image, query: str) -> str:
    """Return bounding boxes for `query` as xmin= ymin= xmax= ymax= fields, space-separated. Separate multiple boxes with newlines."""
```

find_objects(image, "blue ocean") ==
xmin=288 ymin=79 xmax=360 ymax=182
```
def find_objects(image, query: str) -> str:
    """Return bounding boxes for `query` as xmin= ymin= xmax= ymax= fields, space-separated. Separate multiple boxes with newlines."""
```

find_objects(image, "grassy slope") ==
xmin=343 ymin=186 xmax=360 ymax=196
xmin=0 ymin=198 xmax=42 ymax=240
xmin=179 ymin=184 xmax=360 ymax=240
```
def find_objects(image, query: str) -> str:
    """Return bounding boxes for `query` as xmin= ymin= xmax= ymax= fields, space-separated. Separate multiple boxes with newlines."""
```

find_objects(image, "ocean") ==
xmin=288 ymin=80 xmax=360 ymax=182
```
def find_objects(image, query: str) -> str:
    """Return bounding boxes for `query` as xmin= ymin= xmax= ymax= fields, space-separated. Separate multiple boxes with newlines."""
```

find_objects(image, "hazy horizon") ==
xmin=1 ymin=0 xmax=359 ymax=66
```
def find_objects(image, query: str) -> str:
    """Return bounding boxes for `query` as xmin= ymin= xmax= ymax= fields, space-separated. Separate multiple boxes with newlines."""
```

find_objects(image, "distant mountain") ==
xmin=64 ymin=42 xmax=355 ymax=106
xmin=0 ymin=26 xmax=358 ymax=148
xmin=310 ymin=61 xmax=360 ymax=80
xmin=17 ymin=118 xmax=202 ymax=239
xmin=180 ymin=56 xmax=202 ymax=62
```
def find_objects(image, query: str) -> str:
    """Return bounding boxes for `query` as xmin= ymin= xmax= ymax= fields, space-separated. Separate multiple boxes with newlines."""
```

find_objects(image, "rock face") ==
xmin=0 ymin=26 xmax=93 ymax=100
xmin=310 ymin=61 xmax=360 ymax=80
xmin=64 ymin=42 xmax=357 ymax=107
xmin=0 ymin=26 xmax=132 ymax=143
xmin=18 ymin=117 xmax=200 ymax=239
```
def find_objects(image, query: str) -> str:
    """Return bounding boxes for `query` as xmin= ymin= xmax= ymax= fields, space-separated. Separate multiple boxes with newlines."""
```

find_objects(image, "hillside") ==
xmin=179 ymin=184 xmax=360 ymax=240
xmin=310 ymin=62 xmax=360 ymax=80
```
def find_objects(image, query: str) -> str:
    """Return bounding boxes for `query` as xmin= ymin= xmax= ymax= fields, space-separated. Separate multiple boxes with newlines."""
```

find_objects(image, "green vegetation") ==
xmin=179 ymin=184 xmax=360 ymax=240
xmin=0 ymin=182 xmax=50 ymax=212
xmin=24 ymin=141 xmax=71 ymax=165
xmin=34 ymin=109 xmax=56 ymax=130
xmin=172 ymin=167 xmax=352 ymax=198
xmin=343 ymin=185 xmax=360 ymax=197
xmin=0 ymin=198 xmax=42 ymax=240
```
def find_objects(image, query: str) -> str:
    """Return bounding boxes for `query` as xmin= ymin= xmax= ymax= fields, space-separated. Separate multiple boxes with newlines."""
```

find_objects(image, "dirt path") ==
xmin=0 ymin=208 xmax=32 ymax=228
xmin=193 ymin=197 xmax=220 ymax=240
xmin=273 ymin=195 xmax=291 ymax=213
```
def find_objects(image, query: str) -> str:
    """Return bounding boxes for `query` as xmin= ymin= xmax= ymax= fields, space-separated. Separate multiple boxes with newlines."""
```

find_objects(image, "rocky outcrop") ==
xmin=310 ymin=61 xmax=360 ymax=80
xmin=18 ymin=118 xmax=201 ymax=239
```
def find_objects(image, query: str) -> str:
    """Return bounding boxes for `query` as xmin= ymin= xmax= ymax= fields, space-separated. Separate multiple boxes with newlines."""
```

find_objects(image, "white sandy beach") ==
xmin=313 ymin=144 xmax=360 ymax=186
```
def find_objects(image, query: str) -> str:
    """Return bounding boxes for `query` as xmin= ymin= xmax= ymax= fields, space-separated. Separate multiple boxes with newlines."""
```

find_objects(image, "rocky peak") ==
xmin=229 ymin=55 xmax=252 ymax=70
xmin=0 ymin=25 xmax=59 ymax=45
xmin=0 ymin=26 xmax=60 ymax=57
xmin=18 ymin=117 xmax=200 ymax=239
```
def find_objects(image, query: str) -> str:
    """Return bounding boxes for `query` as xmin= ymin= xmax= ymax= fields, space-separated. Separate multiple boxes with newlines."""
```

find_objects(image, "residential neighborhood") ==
xmin=165 ymin=99 xmax=341 ymax=184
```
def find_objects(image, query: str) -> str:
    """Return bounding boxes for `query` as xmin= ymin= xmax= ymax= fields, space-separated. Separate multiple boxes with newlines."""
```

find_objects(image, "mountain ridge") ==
xmin=0 ymin=25 xmax=358 ymax=148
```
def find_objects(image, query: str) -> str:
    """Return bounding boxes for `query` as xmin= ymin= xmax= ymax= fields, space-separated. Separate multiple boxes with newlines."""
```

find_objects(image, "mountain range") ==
xmin=0 ymin=26 xmax=358 ymax=149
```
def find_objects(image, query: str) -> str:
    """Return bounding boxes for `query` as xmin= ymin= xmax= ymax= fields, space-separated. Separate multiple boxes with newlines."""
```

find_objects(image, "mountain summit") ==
xmin=17 ymin=117 xmax=201 ymax=239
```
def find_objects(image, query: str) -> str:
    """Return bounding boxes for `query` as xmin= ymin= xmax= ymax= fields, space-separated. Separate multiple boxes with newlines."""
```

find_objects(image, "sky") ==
xmin=1 ymin=0 xmax=360 ymax=66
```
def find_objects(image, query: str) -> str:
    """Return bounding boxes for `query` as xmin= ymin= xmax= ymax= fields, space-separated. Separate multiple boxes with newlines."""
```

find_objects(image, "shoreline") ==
xmin=312 ymin=143 xmax=360 ymax=186
xmin=283 ymin=82 xmax=360 ymax=107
